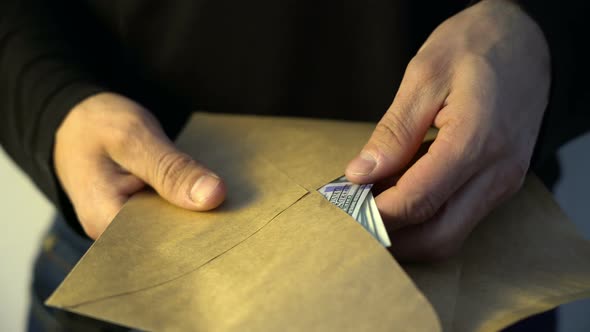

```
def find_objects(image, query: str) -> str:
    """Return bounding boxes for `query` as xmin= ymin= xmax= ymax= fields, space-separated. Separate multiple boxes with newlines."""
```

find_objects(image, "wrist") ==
xmin=479 ymin=0 xmax=550 ymax=64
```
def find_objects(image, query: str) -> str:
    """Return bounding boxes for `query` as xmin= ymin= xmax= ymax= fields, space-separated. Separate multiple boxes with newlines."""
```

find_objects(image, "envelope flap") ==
xmin=452 ymin=176 xmax=590 ymax=331
xmin=54 ymin=193 xmax=442 ymax=331
xmin=47 ymin=113 xmax=309 ymax=306
xmin=400 ymin=175 xmax=590 ymax=332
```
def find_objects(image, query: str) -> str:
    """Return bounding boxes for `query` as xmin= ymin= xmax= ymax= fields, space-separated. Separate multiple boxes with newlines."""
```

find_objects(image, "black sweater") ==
xmin=0 ymin=0 xmax=587 ymax=235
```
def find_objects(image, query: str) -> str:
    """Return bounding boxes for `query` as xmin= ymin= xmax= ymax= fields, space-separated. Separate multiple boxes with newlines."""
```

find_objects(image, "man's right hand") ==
xmin=54 ymin=92 xmax=226 ymax=239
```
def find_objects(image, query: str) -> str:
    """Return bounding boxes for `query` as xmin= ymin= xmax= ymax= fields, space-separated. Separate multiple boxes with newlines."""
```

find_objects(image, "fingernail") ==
xmin=190 ymin=174 xmax=220 ymax=204
xmin=347 ymin=150 xmax=377 ymax=176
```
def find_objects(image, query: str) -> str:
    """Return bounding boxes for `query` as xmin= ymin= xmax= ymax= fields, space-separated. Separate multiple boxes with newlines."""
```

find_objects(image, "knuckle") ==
xmin=431 ymin=135 xmax=464 ymax=164
xmin=402 ymin=191 xmax=441 ymax=224
xmin=373 ymin=113 xmax=413 ymax=151
xmin=406 ymin=56 xmax=439 ymax=85
xmin=109 ymin=113 xmax=147 ymax=147
xmin=460 ymin=54 xmax=496 ymax=82
xmin=107 ymin=107 xmax=158 ymax=149
xmin=154 ymin=152 xmax=195 ymax=194
xmin=445 ymin=122 xmax=481 ymax=164
xmin=431 ymin=120 xmax=470 ymax=155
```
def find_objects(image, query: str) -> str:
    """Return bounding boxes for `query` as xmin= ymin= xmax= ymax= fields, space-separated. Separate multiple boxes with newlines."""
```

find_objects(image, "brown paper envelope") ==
xmin=452 ymin=175 xmax=590 ymax=331
xmin=46 ymin=113 xmax=590 ymax=331
xmin=47 ymin=192 xmax=440 ymax=331
xmin=404 ymin=176 xmax=590 ymax=331
xmin=46 ymin=113 xmax=441 ymax=331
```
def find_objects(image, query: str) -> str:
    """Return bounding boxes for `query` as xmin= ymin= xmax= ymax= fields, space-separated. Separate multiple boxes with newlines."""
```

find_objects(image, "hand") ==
xmin=54 ymin=93 xmax=226 ymax=239
xmin=345 ymin=0 xmax=550 ymax=261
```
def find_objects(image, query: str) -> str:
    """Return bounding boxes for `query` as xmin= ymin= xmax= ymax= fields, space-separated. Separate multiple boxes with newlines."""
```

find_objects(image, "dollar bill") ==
xmin=319 ymin=177 xmax=391 ymax=247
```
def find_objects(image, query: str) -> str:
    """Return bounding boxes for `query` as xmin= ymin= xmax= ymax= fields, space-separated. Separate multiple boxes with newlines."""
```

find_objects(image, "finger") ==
xmin=105 ymin=115 xmax=226 ymax=211
xmin=375 ymin=119 xmax=485 ymax=228
xmin=371 ymin=137 xmax=434 ymax=196
xmin=79 ymin=190 xmax=128 ymax=240
xmin=389 ymin=162 xmax=521 ymax=262
xmin=345 ymin=57 xmax=449 ymax=184
xmin=99 ymin=157 xmax=147 ymax=196
xmin=374 ymin=60 xmax=499 ymax=228
xmin=74 ymin=162 xmax=146 ymax=239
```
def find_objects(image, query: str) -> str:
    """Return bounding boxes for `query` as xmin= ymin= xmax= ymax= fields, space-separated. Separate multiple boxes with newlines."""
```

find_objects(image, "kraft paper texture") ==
xmin=47 ymin=113 xmax=590 ymax=331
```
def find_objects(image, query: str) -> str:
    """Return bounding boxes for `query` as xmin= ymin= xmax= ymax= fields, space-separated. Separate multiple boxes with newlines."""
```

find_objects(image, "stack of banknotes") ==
xmin=318 ymin=177 xmax=391 ymax=247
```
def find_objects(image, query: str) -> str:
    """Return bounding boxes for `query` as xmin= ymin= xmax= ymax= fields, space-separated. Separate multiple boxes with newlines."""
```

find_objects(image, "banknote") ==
xmin=319 ymin=177 xmax=391 ymax=247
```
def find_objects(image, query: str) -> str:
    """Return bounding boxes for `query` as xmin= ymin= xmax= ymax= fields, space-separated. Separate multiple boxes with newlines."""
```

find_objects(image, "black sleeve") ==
xmin=0 ymin=0 xmax=107 ymax=233
xmin=514 ymin=1 xmax=589 ymax=169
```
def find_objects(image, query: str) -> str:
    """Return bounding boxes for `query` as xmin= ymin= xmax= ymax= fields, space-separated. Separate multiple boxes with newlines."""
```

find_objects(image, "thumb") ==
xmin=345 ymin=60 xmax=447 ymax=183
xmin=106 ymin=114 xmax=226 ymax=211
